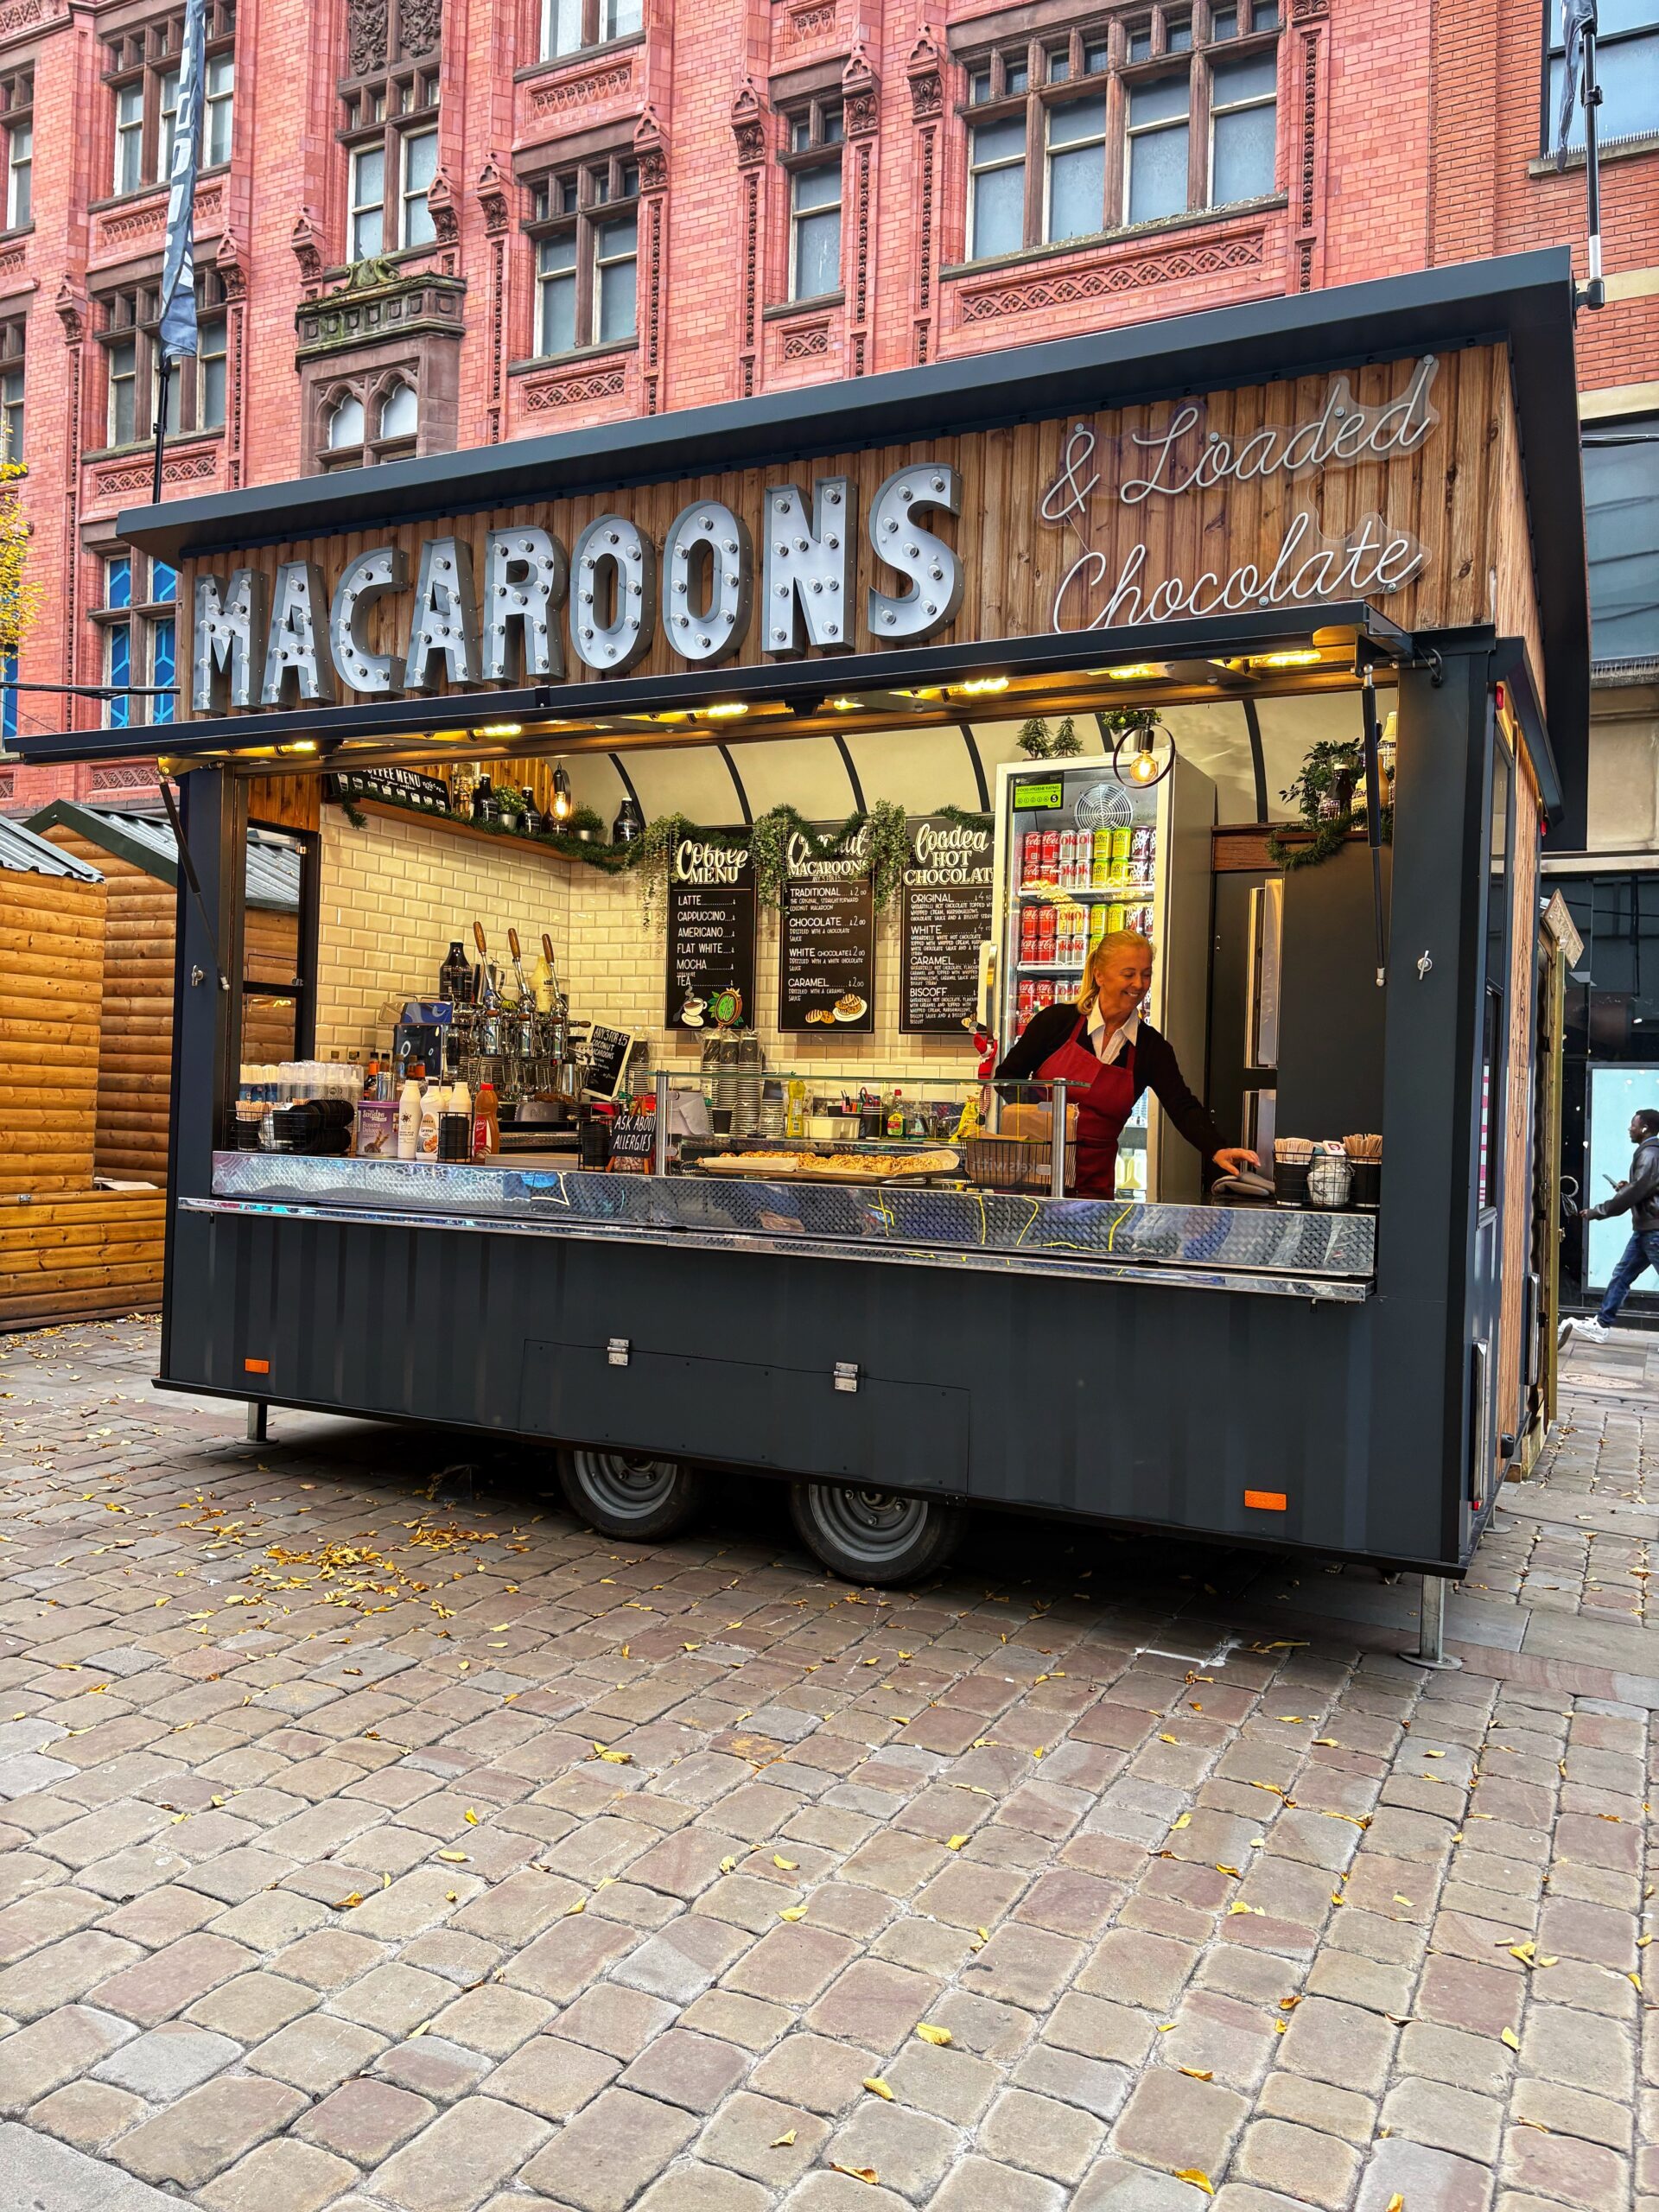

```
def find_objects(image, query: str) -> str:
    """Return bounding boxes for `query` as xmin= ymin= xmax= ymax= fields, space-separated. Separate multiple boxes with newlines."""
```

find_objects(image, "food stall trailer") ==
xmin=13 ymin=250 xmax=1589 ymax=1618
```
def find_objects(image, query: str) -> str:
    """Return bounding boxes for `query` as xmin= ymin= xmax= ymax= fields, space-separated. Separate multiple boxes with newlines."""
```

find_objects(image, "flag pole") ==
xmin=1580 ymin=6 xmax=1605 ymax=310
xmin=151 ymin=355 xmax=172 ymax=505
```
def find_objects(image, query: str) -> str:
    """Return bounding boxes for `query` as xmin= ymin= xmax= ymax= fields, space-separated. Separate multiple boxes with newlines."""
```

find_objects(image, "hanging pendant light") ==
xmin=613 ymin=795 xmax=644 ymax=845
xmin=550 ymin=761 xmax=574 ymax=823
xmin=1109 ymin=714 xmax=1174 ymax=791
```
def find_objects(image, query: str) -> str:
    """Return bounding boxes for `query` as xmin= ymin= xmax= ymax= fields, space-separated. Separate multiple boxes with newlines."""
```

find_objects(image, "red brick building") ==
xmin=0 ymin=0 xmax=1652 ymax=830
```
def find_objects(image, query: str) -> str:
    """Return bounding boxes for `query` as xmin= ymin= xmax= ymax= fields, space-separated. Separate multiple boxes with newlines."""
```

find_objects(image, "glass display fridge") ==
xmin=988 ymin=753 xmax=1217 ymax=1202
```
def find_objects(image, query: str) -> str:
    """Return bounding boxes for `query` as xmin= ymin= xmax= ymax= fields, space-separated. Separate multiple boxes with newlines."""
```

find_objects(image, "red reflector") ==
xmin=1244 ymin=1489 xmax=1287 ymax=1511
xmin=244 ymin=1357 xmax=270 ymax=1376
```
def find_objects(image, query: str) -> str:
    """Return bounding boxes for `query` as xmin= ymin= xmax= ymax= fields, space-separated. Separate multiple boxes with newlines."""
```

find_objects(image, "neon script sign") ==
xmin=1041 ymin=355 xmax=1439 ymax=632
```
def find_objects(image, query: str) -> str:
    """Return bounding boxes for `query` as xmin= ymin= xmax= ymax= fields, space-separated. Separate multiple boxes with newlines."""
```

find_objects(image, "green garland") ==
xmin=1267 ymin=737 xmax=1394 ymax=872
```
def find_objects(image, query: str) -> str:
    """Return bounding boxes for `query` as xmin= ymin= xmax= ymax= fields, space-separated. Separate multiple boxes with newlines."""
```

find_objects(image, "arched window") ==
xmin=378 ymin=381 xmax=417 ymax=441
xmin=327 ymin=393 xmax=365 ymax=448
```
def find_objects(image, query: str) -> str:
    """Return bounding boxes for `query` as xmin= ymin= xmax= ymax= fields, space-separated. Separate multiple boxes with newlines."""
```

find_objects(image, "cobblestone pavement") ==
xmin=1 ymin=1319 xmax=1656 ymax=2212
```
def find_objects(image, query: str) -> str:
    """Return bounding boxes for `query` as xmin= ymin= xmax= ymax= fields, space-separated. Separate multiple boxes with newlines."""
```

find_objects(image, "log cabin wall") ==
xmin=0 ymin=864 xmax=106 ymax=1199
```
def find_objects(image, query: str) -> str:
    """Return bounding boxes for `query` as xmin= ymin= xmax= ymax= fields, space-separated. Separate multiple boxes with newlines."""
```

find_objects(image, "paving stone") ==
xmin=1232 ymin=2119 xmax=1363 ymax=2211
xmin=961 ymin=1923 xmax=1084 ymax=2011
xmin=725 ymin=1921 xmax=860 ymax=2005
xmin=1012 ymin=2041 xmax=1134 ymax=2123
xmin=426 ymin=1982 xmax=554 ymax=2057
xmin=612 ymin=1913 xmax=749 ymax=2003
xmin=749 ymin=2029 xmax=883 ymax=2116
xmin=88 ymin=1931 xmax=257 ymax=2027
xmin=1353 ymin=2137 xmax=1497 ymax=2212
xmin=1510 ymin=2072 xmax=1634 ymax=2149
xmin=928 ymin=2156 xmax=1070 ymax=2212
xmin=1381 ymin=2075 xmax=1505 ymax=2163
xmin=245 ymin=2012 xmax=390 ymax=2094
xmin=197 ymin=2139 xmax=359 ymax=2212
xmin=633 ymin=2161 xmax=773 ymax=2212
xmin=328 ymin=1959 xmax=454 ymax=2037
xmin=1073 ymin=2155 xmax=1229 ymax=2209
xmin=0 ymin=2003 xmax=136 ymax=2113
xmin=1500 ymin=2124 xmax=1629 ymax=2211
xmin=0 ymin=1932 xmax=143 ymax=2022
xmin=297 ymin=2076 xmax=437 ymax=2163
xmin=778 ymin=2171 xmax=911 ymax=2211
xmin=979 ymin=2085 xmax=1106 ymax=2182
xmin=1519 ymin=2001 xmax=1636 ymax=2097
xmin=518 ymin=2085 xmax=699 ymax=2211
xmin=1110 ymin=2067 xmax=1250 ymax=2178
xmin=28 ymin=2078 xmax=147 ymax=2154
xmin=1278 ymin=1993 xmax=1396 ymax=2092
xmin=806 ymin=1959 xmax=938 ymax=2051
xmin=373 ymin=2032 xmax=495 ymax=2105
xmin=187 ymin=1970 xmax=316 ymax=2042
xmin=555 ymin=1980 xmax=677 ymax=2060
xmin=824 ymin=2096 xmax=960 ymax=2198
xmin=0 ymin=2119 xmax=181 ymax=2209
xmin=696 ymin=2087 xmax=831 ymax=2184
xmin=112 ymin=2074 xmax=310 ymax=2190
xmin=92 ymin=2020 xmax=240 ymax=2099
xmin=365 ymin=2094 xmax=555 ymax=2212
xmin=620 ymin=2025 xmax=749 ymax=2110
xmin=484 ymin=2031 xmax=620 ymax=2120
xmin=1077 ymin=1929 xmax=1199 ymax=2011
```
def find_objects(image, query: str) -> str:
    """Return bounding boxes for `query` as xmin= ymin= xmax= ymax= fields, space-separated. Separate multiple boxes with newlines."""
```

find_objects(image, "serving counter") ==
xmin=197 ymin=1152 xmax=1376 ymax=1300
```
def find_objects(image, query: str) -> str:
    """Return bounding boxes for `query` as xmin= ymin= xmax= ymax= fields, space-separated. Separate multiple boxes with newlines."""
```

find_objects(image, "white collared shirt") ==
xmin=1086 ymin=1007 xmax=1141 ymax=1066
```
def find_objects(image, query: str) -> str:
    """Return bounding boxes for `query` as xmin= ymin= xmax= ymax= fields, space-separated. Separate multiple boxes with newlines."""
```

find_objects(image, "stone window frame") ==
xmin=779 ymin=92 xmax=847 ymax=306
xmin=0 ymin=66 xmax=32 ymax=236
xmin=1541 ymin=0 xmax=1659 ymax=158
xmin=953 ymin=0 xmax=1281 ymax=262
xmin=524 ymin=142 xmax=642 ymax=363
xmin=337 ymin=1 xmax=442 ymax=263
xmin=99 ymin=0 xmax=237 ymax=204
xmin=92 ymin=269 xmax=231 ymax=454
xmin=538 ymin=0 xmax=644 ymax=65
xmin=88 ymin=543 xmax=181 ymax=732
xmin=312 ymin=365 xmax=423 ymax=474
xmin=0 ymin=315 xmax=23 ymax=468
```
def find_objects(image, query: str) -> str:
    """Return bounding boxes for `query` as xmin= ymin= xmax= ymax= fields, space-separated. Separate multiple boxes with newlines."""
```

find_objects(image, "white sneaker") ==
xmin=1573 ymin=1318 xmax=1612 ymax=1341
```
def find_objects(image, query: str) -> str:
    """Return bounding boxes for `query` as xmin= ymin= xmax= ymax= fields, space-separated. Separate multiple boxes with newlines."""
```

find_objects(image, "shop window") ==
xmin=103 ymin=3 xmax=236 ymax=196
xmin=0 ymin=316 xmax=22 ymax=466
xmin=96 ymin=273 xmax=230 ymax=448
xmin=528 ymin=151 xmax=639 ymax=355
xmin=1545 ymin=0 xmax=1659 ymax=150
xmin=961 ymin=2 xmax=1278 ymax=258
xmin=781 ymin=98 xmax=844 ymax=301
xmin=97 ymin=551 xmax=178 ymax=728
xmin=317 ymin=373 xmax=419 ymax=469
xmin=1583 ymin=415 xmax=1659 ymax=667
xmin=339 ymin=1 xmax=441 ymax=262
xmin=542 ymin=0 xmax=643 ymax=60
xmin=1 ymin=68 xmax=31 ymax=231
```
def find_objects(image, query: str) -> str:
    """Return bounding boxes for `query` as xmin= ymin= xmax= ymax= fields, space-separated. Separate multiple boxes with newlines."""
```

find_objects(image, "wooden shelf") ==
xmin=346 ymin=798 xmax=597 ymax=866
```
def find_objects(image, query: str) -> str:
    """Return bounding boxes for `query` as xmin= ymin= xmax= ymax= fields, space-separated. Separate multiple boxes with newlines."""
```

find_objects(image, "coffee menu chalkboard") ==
xmin=664 ymin=839 xmax=757 ymax=1028
xmin=899 ymin=815 xmax=995 ymax=1034
xmin=779 ymin=828 xmax=875 ymax=1035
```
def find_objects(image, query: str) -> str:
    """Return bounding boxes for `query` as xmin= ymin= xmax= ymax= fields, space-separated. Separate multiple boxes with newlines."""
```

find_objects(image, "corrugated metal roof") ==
xmin=22 ymin=803 xmax=301 ymax=910
xmin=0 ymin=814 xmax=105 ymax=880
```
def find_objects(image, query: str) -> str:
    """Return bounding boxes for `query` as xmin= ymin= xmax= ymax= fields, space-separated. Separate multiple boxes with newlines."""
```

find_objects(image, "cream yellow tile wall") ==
xmin=315 ymin=809 xmax=572 ymax=1059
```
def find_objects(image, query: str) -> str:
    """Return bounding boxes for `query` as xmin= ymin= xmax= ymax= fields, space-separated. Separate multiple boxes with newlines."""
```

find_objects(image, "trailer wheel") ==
xmin=558 ymin=1450 xmax=708 ymax=1541
xmin=789 ymin=1482 xmax=963 ymax=1586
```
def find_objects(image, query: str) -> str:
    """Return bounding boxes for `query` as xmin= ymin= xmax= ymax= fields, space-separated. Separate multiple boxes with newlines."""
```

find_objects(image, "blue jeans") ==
xmin=1597 ymin=1228 xmax=1659 ymax=1325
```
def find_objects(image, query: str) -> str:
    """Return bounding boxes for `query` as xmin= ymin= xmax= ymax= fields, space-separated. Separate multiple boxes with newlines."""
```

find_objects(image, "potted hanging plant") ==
xmin=1268 ymin=736 xmax=1389 ymax=871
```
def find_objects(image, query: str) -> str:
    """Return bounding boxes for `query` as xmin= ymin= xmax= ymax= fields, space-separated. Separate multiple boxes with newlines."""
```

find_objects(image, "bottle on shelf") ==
xmin=418 ymin=1080 xmax=445 ymax=1161
xmin=397 ymin=1069 xmax=424 ymax=1160
xmin=886 ymin=1090 xmax=906 ymax=1138
xmin=473 ymin=1082 xmax=500 ymax=1160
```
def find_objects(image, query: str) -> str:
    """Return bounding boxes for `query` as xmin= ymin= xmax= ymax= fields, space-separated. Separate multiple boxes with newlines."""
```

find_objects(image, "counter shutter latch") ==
xmin=834 ymin=1363 xmax=860 ymax=1394
xmin=607 ymin=1338 xmax=631 ymax=1368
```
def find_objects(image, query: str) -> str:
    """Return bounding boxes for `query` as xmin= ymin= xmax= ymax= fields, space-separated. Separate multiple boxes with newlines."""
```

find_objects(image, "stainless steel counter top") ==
xmin=197 ymin=1153 xmax=1375 ymax=1301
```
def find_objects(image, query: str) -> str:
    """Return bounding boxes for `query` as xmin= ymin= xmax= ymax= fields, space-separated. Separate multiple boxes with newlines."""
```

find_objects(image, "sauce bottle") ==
xmin=397 ymin=1067 xmax=424 ymax=1160
xmin=473 ymin=1082 xmax=500 ymax=1161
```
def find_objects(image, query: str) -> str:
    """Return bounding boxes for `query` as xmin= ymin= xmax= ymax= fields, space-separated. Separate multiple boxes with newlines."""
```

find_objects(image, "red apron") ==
xmin=1037 ymin=1013 xmax=1136 ymax=1198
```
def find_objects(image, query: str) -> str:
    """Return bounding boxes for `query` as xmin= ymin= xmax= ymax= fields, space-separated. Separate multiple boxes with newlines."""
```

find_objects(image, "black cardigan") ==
xmin=995 ymin=1007 xmax=1225 ymax=1163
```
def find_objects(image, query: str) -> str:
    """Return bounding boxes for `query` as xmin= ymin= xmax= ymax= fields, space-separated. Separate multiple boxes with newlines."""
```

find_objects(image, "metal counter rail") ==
xmin=196 ymin=1154 xmax=1376 ymax=1302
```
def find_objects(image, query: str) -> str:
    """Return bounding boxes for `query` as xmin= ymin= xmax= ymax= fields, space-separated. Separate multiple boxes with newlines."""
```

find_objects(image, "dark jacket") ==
xmin=1588 ymin=1135 xmax=1659 ymax=1235
xmin=995 ymin=1007 xmax=1224 ymax=1164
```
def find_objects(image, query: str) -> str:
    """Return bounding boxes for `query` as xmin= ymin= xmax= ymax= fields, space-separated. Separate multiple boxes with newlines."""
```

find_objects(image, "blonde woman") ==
xmin=996 ymin=929 xmax=1258 ymax=1198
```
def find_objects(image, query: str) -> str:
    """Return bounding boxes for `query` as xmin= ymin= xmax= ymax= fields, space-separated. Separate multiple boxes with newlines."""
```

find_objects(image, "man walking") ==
xmin=1575 ymin=1109 xmax=1659 ymax=1340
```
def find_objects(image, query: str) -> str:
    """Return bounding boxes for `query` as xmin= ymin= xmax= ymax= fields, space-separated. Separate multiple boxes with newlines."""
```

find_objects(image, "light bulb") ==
xmin=1129 ymin=748 xmax=1160 ymax=785
xmin=551 ymin=762 xmax=573 ymax=821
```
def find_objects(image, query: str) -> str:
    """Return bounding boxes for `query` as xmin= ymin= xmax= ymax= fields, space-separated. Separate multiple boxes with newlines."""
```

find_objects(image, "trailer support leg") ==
xmin=246 ymin=1402 xmax=268 ymax=1445
xmin=1401 ymin=1573 xmax=1463 ymax=1669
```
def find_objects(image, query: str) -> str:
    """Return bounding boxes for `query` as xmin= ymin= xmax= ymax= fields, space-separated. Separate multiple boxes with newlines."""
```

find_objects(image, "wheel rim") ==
xmin=809 ymin=1484 xmax=931 ymax=1567
xmin=572 ymin=1450 xmax=683 ymax=1520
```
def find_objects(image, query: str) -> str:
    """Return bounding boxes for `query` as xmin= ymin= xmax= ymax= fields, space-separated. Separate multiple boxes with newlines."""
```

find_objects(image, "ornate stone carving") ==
xmin=907 ymin=26 xmax=944 ymax=121
xmin=54 ymin=274 xmax=86 ymax=344
xmin=0 ymin=0 xmax=54 ymax=41
xmin=523 ymin=365 xmax=626 ymax=410
xmin=476 ymin=152 xmax=512 ymax=236
xmin=842 ymin=44 xmax=880 ymax=137
xmin=779 ymin=2 xmax=836 ymax=46
xmin=291 ymin=207 xmax=326 ymax=284
xmin=216 ymin=227 xmax=248 ymax=300
xmin=781 ymin=321 xmax=830 ymax=362
xmin=93 ymin=448 xmax=220 ymax=499
xmin=731 ymin=79 xmax=766 ymax=168
xmin=0 ymin=244 xmax=25 ymax=281
xmin=296 ymin=265 xmax=466 ymax=359
xmin=957 ymin=232 xmax=1266 ymax=321
xmin=530 ymin=60 xmax=631 ymax=118
xmin=98 ymin=198 xmax=167 ymax=249
xmin=634 ymin=105 xmax=669 ymax=194
xmin=426 ymin=162 xmax=459 ymax=245
xmin=346 ymin=0 xmax=387 ymax=75
xmin=398 ymin=0 xmax=442 ymax=56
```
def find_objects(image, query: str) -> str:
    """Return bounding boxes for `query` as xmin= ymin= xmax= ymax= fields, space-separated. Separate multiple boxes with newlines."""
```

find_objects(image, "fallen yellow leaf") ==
xmin=1174 ymin=2171 xmax=1215 ymax=2197
xmin=464 ymin=1808 xmax=479 ymax=1825
xmin=770 ymin=2129 xmax=797 ymax=2147
xmin=1502 ymin=2028 xmax=1520 ymax=2050
xmin=915 ymin=2024 xmax=951 ymax=2047
xmin=772 ymin=1855 xmax=798 ymax=1870
xmin=1179 ymin=2066 xmax=1214 ymax=2081
xmin=946 ymin=1835 xmax=968 ymax=1851
xmin=862 ymin=2077 xmax=893 ymax=2101
xmin=333 ymin=1892 xmax=364 ymax=1910
xmin=720 ymin=1857 xmax=737 ymax=1874
xmin=1386 ymin=2196 xmax=1405 ymax=2212
xmin=780 ymin=1907 xmax=807 ymax=1923
xmin=831 ymin=2166 xmax=879 ymax=2186
xmin=565 ymin=1897 xmax=585 ymax=1916
xmin=1160 ymin=1733 xmax=1179 ymax=1745
xmin=437 ymin=1850 xmax=467 ymax=1864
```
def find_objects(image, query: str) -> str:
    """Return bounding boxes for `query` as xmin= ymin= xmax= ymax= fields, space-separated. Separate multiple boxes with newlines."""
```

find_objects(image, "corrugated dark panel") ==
xmin=0 ymin=816 xmax=105 ymax=880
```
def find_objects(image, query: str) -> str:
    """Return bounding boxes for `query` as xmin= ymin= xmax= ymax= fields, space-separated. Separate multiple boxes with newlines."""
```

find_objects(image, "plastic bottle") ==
xmin=473 ymin=1082 xmax=500 ymax=1161
xmin=887 ymin=1090 xmax=906 ymax=1138
xmin=418 ymin=1080 xmax=445 ymax=1161
xmin=397 ymin=1070 xmax=424 ymax=1160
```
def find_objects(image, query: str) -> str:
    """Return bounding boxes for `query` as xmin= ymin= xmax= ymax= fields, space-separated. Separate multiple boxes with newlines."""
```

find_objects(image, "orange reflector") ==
xmin=1244 ymin=1489 xmax=1287 ymax=1511
xmin=244 ymin=1357 xmax=270 ymax=1375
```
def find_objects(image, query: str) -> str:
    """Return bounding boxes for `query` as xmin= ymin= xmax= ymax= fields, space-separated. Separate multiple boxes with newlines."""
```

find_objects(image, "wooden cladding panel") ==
xmin=245 ymin=775 xmax=321 ymax=834
xmin=0 ymin=1191 xmax=166 ymax=1324
xmin=0 ymin=875 xmax=106 ymax=1199
xmin=178 ymin=346 xmax=1539 ymax=709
